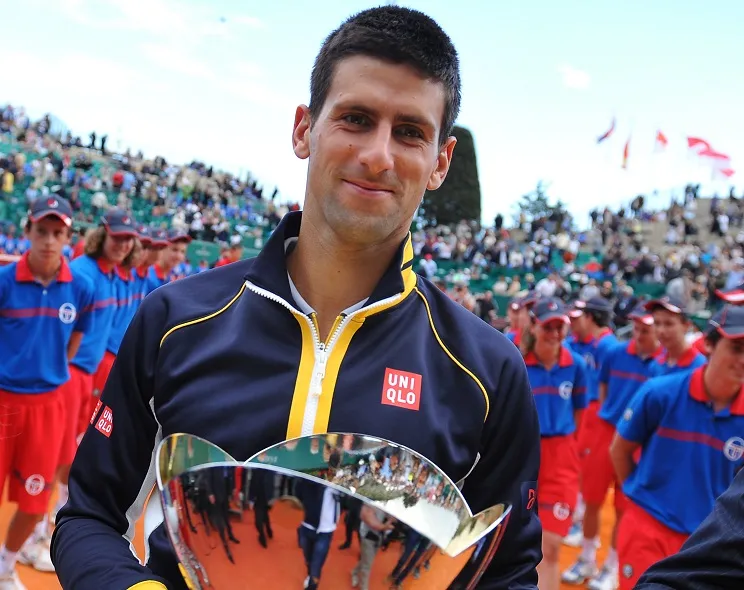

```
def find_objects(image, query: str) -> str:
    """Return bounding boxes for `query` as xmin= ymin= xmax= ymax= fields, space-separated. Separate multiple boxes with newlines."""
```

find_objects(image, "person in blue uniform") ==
xmin=506 ymin=292 xmax=537 ymax=348
xmin=147 ymin=229 xmax=191 ymax=289
xmin=644 ymin=296 xmax=706 ymax=377
xmin=634 ymin=465 xmax=744 ymax=589
xmin=92 ymin=233 xmax=143 ymax=403
xmin=132 ymin=227 xmax=167 ymax=306
xmin=52 ymin=7 xmax=543 ymax=590
xmin=522 ymin=298 xmax=588 ymax=590
xmin=609 ymin=305 xmax=744 ymax=589
xmin=0 ymin=197 xmax=95 ymax=586
xmin=564 ymin=297 xmax=617 ymax=551
xmin=55 ymin=209 xmax=137 ymax=520
xmin=563 ymin=304 xmax=661 ymax=590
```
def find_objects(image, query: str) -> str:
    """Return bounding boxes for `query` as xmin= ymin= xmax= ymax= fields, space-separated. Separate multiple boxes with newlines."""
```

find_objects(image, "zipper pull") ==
xmin=311 ymin=345 xmax=328 ymax=397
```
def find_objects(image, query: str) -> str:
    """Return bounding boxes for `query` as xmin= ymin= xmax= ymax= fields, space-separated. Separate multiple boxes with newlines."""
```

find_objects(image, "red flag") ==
xmin=621 ymin=137 xmax=630 ymax=169
xmin=712 ymin=168 xmax=735 ymax=181
xmin=597 ymin=118 xmax=615 ymax=144
xmin=655 ymin=130 xmax=668 ymax=151
xmin=687 ymin=137 xmax=712 ymax=152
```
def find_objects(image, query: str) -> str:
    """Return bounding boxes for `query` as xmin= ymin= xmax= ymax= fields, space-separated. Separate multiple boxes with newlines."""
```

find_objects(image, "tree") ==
xmin=514 ymin=181 xmax=571 ymax=228
xmin=419 ymin=125 xmax=481 ymax=227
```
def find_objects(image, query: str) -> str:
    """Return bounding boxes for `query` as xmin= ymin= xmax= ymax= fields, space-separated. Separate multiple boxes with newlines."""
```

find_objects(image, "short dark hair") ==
xmin=309 ymin=6 xmax=461 ymax=146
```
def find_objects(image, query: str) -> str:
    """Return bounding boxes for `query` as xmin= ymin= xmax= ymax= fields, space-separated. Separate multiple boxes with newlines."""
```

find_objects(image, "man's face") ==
xmin=708 ymin=336 xmax=744 ymax=386
xmin=652 ymin=309 xmax=687 ymax=350
xmin=26 ymin=217 xmax=70 ymax=262
xmin=632 ymin=320 xmax=657 ymax=351
xmin=162 ymin=242 xmax=187 ymax=269
xmin=103 ymin=233 xmax=134 ymax=264
xmin=292 ymin=55 xmax=456 ymax=247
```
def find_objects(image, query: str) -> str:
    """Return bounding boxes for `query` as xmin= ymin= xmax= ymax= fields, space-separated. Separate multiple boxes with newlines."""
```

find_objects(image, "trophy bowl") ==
xmin=156 ymin=433 xmax=511 ymax=589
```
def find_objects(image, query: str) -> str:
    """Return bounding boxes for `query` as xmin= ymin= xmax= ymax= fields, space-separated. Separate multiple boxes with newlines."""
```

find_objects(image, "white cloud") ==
xmin=139 ymin=42 xmax=216 ymax=80
xmin=230 ymin=15 xmax=265 ymax=29
xmin=59 ymin=0 xmax=260 ymax=40
xmin=557 ymin=64 xmax=591 ymax=90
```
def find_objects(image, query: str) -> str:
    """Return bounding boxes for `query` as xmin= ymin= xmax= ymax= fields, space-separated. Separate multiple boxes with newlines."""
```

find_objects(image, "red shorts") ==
xmin=93 ymin=351 xmax=116 ymax=399
xmin=0 ymin=387 xmax=66 ymax=514
xmin=581 ymin=416 xmax=627 ymax=511
xmin=617 ymin=502 xmax=688 ymax=590
xmin=577 ymin=400 xmax=601 ymax=458
xmin=538 ymin=435 xmax=580 ymax=536
xmin=69 ymin=364 xmax=95 ymax=447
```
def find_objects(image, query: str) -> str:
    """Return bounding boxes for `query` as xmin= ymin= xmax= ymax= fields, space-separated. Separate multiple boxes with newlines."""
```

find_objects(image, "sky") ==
xmin=3 ymin=0 xmax=743 ymax=228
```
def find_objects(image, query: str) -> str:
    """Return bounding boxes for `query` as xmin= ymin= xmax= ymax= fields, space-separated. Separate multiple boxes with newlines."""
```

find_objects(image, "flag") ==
xmin=687 ymin=136 xmax=712 ymax=153
xmin=712 ymin=168 xmax=735 ymax=181
xmin=655 ymin=130 xmax=668 ymax=151
xmin=597 ymin=118 xmax=615 ymax=144
xmin=698 ymin=147 xmax=731 ymax=166
xmin=621 ymin=137 xmax=630 ymax=169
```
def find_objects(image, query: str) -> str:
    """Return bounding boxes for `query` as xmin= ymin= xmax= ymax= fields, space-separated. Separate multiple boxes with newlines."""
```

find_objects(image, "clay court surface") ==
xmin=1 ymin=488 xmax=617 ymax=589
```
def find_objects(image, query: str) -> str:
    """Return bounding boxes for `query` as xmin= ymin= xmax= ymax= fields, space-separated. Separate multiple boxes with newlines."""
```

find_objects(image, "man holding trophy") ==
xmin=51 ymin=6 xmax=542 ymax=590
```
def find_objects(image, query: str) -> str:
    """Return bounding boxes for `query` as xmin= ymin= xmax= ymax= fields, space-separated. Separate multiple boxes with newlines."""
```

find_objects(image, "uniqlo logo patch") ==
xmin=381 ymin=368 xmax=422 ymax=411
xmin=90 ymin=400 xmax=103 ymax=425
xmin=95 ymin=405 xmax=113 ymax=438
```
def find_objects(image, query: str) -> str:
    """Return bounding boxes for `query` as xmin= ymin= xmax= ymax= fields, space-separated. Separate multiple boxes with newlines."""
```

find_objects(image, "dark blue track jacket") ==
xmin=51 ymin=211 xmax=542 ymax=589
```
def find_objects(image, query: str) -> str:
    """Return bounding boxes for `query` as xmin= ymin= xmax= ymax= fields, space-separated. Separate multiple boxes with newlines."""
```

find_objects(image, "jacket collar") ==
xmin=657 ymin=345 xmax=701 ymax=367
xmin=244 ymin=211 xmax=417 ymax=308
xmin=524 ymin=346 xmax=574 ymax=368
xmin=16 ymin=252 xmax=73 ymax=283
xmin=627 ymin=339 xmax=663 ymax=359
xmin=689 ymin=366 xmax=744 ymax=416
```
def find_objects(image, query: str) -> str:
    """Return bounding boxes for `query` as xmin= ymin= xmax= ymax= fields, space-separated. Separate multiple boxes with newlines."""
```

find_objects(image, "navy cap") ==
xmin=573 ymin=296 xmax=613 ymax=314
xmin=628 ymin=303 xmax=654 ymax=325
xmin=707 ymin=305 xmax=744 ymax=339
xmin=645 ymin=295 xmax=687 ymax=316
xmin=29 ymin=196 xmax=73 ymax=227
xmin=531 ymin=297 xmax=570 ymax=325
xmin=519 ymin=291 xmax=539 ymax=310
xmin=102 ymin=209 xmax=138 ymax=237
xmin=167 ymin=228 xmax=192 ymax=244
xmin=150 ymin=228 xmax=169 ymax=247
xmin=715 ymin=284 xmax=744 ymax=305
xmin=138 ymin=225 xmax=152 ymax=245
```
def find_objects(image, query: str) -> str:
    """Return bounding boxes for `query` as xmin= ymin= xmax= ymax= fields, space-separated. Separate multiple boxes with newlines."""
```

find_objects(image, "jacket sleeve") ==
xmin=51 ymin=290 xmax=171 ymax=590
xmin=635 ymin=467 xmax=744 ymax=589
xmin=461 ymin=345 xmax=542 ymax=589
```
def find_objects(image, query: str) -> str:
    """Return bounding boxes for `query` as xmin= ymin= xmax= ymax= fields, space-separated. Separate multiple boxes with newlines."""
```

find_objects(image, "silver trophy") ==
xmin=156 ymin=433 xmax=511 ymax=589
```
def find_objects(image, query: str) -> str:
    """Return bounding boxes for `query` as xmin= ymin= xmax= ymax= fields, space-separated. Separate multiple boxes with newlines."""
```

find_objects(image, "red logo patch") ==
xmin=526 ymin=488 xmax=536 ymax=511
xmin=95 ymin=405 xmax=113 ymax=438
xmin=381 ymin=368 xmax=422 ymax=411
xmin=90 ymin=399 xmax=103 ymax=425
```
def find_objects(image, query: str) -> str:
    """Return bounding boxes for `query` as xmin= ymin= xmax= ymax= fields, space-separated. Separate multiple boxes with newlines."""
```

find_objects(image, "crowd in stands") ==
xmin=2 ymin=103 xmax=743 ymax=323
xmin=0 ymin=104 xmax=300 ymax=274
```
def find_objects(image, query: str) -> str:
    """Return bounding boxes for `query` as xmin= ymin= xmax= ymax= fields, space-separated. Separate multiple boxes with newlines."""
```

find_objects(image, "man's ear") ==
xmin=427 ymin=136 xmax=457 ymax=191
xmin=292 ymin=105 xmax=312 ymax=160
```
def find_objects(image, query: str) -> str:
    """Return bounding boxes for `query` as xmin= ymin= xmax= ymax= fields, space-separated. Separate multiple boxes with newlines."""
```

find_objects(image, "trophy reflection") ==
xmin=157 ymin=433 xmax=511 ymax=589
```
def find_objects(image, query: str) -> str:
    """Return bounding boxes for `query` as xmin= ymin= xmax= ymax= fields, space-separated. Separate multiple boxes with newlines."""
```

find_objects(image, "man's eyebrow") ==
xmin=334 ymin=103 xmax=436 ymax=131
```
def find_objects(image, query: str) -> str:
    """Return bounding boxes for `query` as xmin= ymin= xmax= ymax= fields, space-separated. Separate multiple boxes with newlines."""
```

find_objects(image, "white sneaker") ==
xmin=588 ymin=566 xmax=619 ymax=590
xmin=17 ymin=536 xmax=54 ymax=573
xmin=561 ymin=558 xmax=598 ymax=585
xmin=562 ymin=522 xmax=583 ymax=547
xmin=0 ymin=570 xmax=27 ymax=590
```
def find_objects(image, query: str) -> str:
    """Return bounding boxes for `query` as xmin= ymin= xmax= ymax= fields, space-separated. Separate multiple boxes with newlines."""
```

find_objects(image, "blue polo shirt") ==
xmin=598 ymin=339 xmax=663 ymax=427
xmin=648 ymin=346 xmax=706 ymax=378
xmin=525 ymin=347 xmax=588 ymax=437
xmin=0 ymin=254 xmax=95 ymax=393
xmin=567 ymin=329 xmax=618 ymax=403
xmin=69 ymin=255 xmax=119 ymax=374
xmin=618 ymin=366 xmax=744 ymax=534
xmin=131 ymin=265 xmax=152 ymax=307
xmin=105 ymin=267 xmax=138 ymax=356
xmin=147 ymin=264 xmax=176 ymax=292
